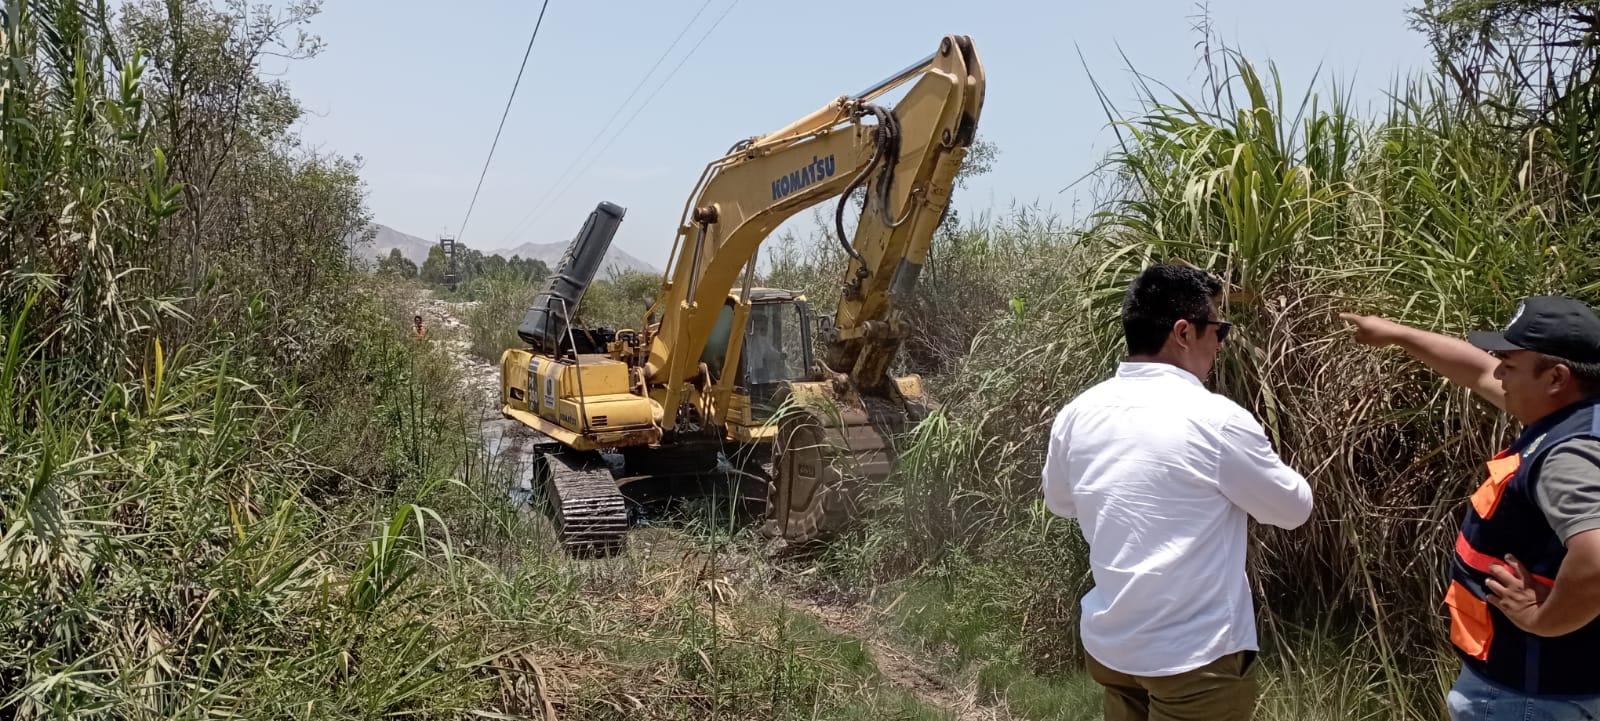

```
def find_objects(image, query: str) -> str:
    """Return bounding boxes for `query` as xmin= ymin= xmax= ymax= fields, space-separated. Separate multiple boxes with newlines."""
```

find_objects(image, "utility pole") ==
xmin=439 ymin=234 xmax=458 ymax=292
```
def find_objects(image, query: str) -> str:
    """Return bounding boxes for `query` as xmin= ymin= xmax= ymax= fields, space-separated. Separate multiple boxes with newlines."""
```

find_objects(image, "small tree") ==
xmin=376 ymin=248 xmax=418 ymax=279
xmin=419 ymin=245 xmax=448 ymax=284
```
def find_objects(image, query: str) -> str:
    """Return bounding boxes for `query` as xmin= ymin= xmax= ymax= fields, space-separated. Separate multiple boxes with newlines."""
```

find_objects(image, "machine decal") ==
xmin=771 ymin=155 xmax=836 ymax=201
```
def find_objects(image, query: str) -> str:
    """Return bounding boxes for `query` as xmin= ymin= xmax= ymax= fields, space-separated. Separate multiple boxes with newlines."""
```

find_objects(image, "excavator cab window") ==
xmin=742 ymin=300 xmax=812 ymax=389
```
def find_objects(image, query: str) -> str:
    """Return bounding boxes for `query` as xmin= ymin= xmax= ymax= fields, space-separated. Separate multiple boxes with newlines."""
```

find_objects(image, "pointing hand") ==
xmin=1338 ymin=313 xmax=1410 ymax=348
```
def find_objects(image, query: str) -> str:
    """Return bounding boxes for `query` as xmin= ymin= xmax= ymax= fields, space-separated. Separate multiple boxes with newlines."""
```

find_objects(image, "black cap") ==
xmin=1468 ymin=296 xmax=1600 ymax=363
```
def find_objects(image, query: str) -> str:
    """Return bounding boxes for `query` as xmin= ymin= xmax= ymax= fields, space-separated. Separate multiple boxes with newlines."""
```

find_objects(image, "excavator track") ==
xmin=535 ymin=450 xmax=628 ymax=556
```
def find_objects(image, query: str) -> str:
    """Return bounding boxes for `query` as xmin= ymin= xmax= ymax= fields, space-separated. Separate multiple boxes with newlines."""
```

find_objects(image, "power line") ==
xmin=496 ymin=0 xmax=716 ymax=247
xmin=501 ymin=0 xmax=741 ymax=246
xmin=455 ymin=0 xmax=553 ymax=245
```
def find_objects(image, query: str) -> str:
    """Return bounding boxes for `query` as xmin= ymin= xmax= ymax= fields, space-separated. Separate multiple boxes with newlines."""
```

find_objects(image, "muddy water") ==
xmin=415 ymin=296 xmax=543 ymax=502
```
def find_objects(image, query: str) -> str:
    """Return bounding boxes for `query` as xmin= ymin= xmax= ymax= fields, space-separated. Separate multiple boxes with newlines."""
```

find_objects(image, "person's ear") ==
xmin=1173 ymin=318 xmax=1194 ymax=349
xmin=1549 ymin=362 xmax=1574 ymax=395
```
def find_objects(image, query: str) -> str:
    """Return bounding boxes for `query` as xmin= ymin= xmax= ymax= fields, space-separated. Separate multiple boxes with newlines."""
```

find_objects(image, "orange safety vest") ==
xmin=1447 ymin=399 xmax=1600 ymax=695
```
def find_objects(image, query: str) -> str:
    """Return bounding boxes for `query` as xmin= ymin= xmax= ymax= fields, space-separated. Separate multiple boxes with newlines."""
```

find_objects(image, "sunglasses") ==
xmin=1192 ymin=318 xmax=1233 ymax=343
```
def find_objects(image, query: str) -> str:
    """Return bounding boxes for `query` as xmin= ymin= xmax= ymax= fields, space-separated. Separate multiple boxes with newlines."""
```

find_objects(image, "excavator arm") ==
xmin=641 ymin=35 xmax=985 ymax=428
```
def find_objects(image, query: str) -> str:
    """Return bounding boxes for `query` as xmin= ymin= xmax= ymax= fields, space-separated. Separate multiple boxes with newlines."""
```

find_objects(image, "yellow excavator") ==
xmin=499 ymin=35 xmax=985 ymax=553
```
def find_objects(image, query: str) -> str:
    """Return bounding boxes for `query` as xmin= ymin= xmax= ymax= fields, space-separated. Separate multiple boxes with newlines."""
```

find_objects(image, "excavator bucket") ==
xmin=762 ymin=384 xmax=910 ymax=546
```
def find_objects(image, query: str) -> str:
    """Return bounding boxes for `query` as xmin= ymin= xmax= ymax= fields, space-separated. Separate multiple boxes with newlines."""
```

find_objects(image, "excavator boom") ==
xmin=641 ymin=35 xmax=985 ymax=426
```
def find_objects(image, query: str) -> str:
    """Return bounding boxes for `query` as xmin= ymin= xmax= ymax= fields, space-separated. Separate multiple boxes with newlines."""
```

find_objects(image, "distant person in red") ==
xmin=413 ymin=314 xmax=426 ymax=338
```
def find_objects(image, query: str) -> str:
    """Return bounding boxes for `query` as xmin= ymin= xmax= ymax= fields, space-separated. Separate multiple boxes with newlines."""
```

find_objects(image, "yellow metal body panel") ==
xmin=725 ymin=392 xmax=752 ymax=426
xmin=501 ymin=349 xmax=536 ymax=412
xmin=723 ymin=392 xmax=779 ymax=443
xmin=556 ymin=394 xmax=653 ymax=431
xmin=893 ymin=375 xmax=926 ymax=403
xmin=501 ymin=407 xmax=659 ymax=451
xmin=727 ymin=423 xmax=778 ymax=444
xmin=500 ymin=348 xmax=657 ymax=448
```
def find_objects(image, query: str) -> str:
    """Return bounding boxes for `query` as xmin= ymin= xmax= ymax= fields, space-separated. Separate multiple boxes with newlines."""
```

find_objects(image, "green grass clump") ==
xmin=0 ymin=287 xmax=510 ymax=717
xmin=976 ymin=663 xmax=1102 ymax=721
xmin=462 ymin=271 xmax=543 ymax=362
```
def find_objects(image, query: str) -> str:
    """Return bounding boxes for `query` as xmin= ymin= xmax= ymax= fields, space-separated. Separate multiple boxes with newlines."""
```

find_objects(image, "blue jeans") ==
xmin=1448 ymin=666 xmax=1600 ymax=721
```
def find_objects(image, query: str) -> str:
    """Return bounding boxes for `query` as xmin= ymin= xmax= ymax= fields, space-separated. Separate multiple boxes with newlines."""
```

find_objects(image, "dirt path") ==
xmin=420 ymin=289 xmax=1014 ymax=721
xmin=414 ymin=295 xmax=496 ymax=408
xmin=784 ymin=595 xmax=1016 ymax=721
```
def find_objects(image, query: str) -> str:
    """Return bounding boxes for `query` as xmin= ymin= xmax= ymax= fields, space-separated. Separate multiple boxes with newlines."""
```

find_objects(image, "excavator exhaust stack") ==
xmin=516 ymin=201 xmax=627 ymax=355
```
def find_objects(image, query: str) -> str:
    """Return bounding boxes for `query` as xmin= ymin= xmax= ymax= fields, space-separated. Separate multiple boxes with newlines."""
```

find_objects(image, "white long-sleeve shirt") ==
xmin=1042 ymin=362 xmax=1313 ymax=677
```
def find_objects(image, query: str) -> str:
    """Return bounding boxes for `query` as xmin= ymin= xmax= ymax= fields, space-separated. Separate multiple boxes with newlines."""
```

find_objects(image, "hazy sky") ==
xmin=275 ymin=0 xmax=1434 ymax=270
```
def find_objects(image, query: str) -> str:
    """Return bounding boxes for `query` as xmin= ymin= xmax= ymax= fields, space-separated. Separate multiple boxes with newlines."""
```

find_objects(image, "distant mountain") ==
xmin=486 ymin=240 xmax=658 ymax=277
xmin=350 ymin=223 xmax=659 ymax=277
xmin=352 ymin=224 xmax=435 ymax=266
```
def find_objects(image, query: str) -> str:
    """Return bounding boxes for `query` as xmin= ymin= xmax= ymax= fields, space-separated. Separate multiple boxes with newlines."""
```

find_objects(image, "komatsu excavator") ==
xmin=499 ymin=35 xmax=985 ymax=553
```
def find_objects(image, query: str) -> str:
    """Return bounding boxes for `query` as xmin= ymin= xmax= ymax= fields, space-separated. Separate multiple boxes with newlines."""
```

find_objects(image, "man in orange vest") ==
xmin=1341 ymin=296 xmax=1600 ymax=720
xmin=413 ymin=314 xmax=426 ymax=339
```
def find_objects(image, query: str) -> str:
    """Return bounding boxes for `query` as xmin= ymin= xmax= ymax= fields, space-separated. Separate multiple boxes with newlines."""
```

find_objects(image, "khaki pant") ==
xmin=1085 ymin=650 xmax=1258 ymax=721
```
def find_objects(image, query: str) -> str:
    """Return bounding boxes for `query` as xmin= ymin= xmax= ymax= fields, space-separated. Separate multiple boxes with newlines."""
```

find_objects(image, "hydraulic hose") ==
xmin=833 ymin=104 xmax=901 ymax=272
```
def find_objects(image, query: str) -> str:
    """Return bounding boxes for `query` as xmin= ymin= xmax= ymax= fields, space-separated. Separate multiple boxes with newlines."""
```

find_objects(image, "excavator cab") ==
xmin=701 ymin=289 xmax=816 ymax=412
xmin=740 ymin=291 xmax=815 ymax=406
xmin=700 ymin=290 xmax=819 ymax=428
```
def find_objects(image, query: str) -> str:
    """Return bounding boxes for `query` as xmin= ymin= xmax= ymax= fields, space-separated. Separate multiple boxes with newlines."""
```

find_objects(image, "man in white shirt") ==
xmin=1042 ymin=264 xmax=1314 ymax=720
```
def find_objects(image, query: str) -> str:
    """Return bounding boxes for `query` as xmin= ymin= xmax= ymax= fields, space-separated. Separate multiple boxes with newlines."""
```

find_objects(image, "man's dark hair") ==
xmin=1121 ymin=264 xmax=1225 ymax=356
xmin=1538 ymin=355 xmax=1600 ymax=398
